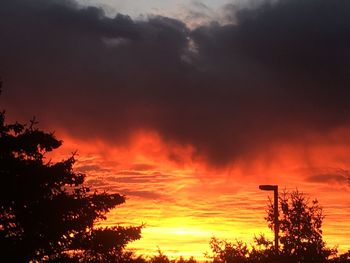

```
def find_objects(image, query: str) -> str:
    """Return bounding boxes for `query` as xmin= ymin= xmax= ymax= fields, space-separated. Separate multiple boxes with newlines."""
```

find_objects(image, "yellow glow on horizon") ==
xmin=48 ymin=129 xmax=350 ymax=259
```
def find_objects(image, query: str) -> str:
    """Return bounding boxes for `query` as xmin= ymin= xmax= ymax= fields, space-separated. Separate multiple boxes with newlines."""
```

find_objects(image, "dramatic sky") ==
xmin=1 ymin=0 xmax=350 ymax=258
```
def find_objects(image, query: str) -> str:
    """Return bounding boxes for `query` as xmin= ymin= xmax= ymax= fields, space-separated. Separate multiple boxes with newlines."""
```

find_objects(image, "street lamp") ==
xmin=259 ymin=184 xmax=279 ymax=252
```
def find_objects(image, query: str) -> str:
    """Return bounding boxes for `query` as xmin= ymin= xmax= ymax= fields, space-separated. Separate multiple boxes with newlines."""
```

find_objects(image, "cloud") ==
xmin=129 ymin=163 xmax=157 ymax=171
xmin=307 ymin=168 xmax=350 ymax=184
xmin=118 ymin=189 xmax=164 ymax=199
xmin=77 ymin=164 xmax=111 ymax=173
xmin=1 ymin=0 xmax=350 ymax=166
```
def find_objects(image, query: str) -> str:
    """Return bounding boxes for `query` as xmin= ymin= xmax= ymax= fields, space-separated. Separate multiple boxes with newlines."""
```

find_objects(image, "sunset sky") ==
xmin=1 ymin=0 xmax=350 ymax=259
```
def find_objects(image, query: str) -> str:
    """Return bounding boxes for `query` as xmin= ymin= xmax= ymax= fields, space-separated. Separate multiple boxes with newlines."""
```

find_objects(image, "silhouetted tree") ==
xmin=148 ymin=250 xmax=198 ymax=263
xmin=177 ymin=256 xmax=197 ymax=263
xmin=208 ymin=235 xmax=280 ymax=263
xmin=149 ymin=249 xmax=171 ymax=263
xmin=0 ymin=105 xmax=141 ymax=262
xmin=248 ymin=235 xmax=276 ymax=262
xmin=208 ymin=237 xmax=249 ymax=263
xmin=208 ymin=190 xmax=339 ymax=263
xmin=330 ymin=250 xmax=350 ymax=263
xmin=266 ymin=190 xmax=336 ymax=262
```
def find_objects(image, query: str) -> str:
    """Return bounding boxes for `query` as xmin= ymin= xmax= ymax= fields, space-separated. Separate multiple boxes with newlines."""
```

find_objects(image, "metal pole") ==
xmin=274 ymin=186 xmax=279 ymax=253
xmin=259 ymin=185 xmax=279 ymax=253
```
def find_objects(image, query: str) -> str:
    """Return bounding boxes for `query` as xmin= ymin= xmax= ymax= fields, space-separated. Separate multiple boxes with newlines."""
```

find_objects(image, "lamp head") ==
xmin=259 ymin=185 xmax=278 ymax=191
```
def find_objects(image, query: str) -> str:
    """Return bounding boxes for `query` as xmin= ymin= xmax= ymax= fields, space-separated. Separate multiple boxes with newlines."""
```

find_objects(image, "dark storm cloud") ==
xmin=1 ymin=0 xmax=350 ymax=165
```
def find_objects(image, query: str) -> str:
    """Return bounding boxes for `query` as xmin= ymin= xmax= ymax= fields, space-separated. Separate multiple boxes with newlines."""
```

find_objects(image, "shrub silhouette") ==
xmin=208 ymin=237 xmax=250 ymax=263
xmin=149 ymin=250 xmax=198 ymax=263
xmin=0 ymin=102 xmax=141 ymax=261
xmin=149 ymin=250 xmax=171 ymax=263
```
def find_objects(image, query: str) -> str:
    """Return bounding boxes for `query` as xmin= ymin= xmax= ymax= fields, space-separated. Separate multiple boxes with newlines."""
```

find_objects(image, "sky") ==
xmin=76 ymin=0 xmax=239 ymax=24
xmin=1 ymin=0 xmax=350 ymax=259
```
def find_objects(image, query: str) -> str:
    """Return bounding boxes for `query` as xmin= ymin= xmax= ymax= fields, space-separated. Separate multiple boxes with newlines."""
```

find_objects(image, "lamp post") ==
xmin=259 ymin=184 xmax=279 ymax=252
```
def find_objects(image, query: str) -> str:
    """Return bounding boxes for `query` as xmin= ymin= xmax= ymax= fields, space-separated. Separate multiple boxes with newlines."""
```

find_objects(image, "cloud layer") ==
xmin=1 ymin=0 xmax=350 ymax=166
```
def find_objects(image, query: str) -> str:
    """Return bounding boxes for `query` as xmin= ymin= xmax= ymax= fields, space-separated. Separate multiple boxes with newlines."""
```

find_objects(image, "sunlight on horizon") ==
xmin=45 ymin=130 xmax=350 ymax=259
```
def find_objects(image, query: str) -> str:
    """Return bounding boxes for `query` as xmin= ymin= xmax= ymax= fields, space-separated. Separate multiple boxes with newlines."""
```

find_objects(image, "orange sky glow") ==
xmin=47 ymin=129 xmax=350 ymax=260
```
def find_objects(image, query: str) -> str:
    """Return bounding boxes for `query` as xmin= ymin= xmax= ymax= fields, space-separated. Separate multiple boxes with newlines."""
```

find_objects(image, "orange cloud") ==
xmin=45 ymin=128 xmax=350 ymax=258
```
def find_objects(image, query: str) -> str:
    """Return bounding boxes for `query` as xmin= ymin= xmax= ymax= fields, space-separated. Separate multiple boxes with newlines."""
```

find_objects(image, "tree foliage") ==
xmin=148 ymin=250 xmax=197 ymax=263
xmin=0 ymin=107 xmax=141 ymax=262
xmin=208 ymin=235 xmax=277 ymax=263
xmin=208 ymin=237 xmax=250 ymax=263
xmin=267 ymin=190 xmax=336 ymax=262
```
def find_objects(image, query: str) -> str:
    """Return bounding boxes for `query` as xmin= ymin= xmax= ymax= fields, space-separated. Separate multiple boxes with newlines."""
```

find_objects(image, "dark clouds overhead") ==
xmin=1 ymin=0 xmax=350 ymax=166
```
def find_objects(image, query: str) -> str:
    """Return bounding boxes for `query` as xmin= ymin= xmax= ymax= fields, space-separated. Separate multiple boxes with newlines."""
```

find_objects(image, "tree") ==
xmin=149 ymin=249 xmax=171 ymax=263
xmin=207 ymin=237 xmax=249 ymax=263
xmin=0 ymin=104 xmax=141 ymax=261
xmin=248 ymin=234 xmax=276 ymax=263
xmin=266 ymin=190 xmax=336 ymax=262
xmin=207 ymin=235 xmax=279 ymax=263
xmin=330 ymin=250 xmax=350 ymax=263
xmin=207 ymin=190 xmax=338 ymax=263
